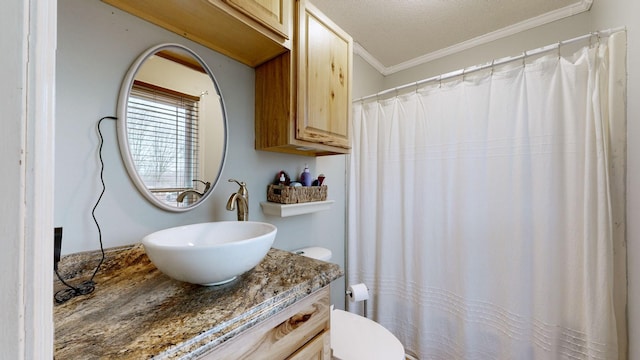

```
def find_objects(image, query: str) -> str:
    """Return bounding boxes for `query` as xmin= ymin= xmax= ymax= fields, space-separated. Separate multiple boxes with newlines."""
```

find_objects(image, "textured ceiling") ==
xmin=311 ymin=0 xmax=592 ymax=74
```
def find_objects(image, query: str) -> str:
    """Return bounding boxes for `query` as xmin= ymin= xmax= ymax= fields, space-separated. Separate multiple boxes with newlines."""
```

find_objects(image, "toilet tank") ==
xmin=292 ymin=247 xmax=332 ymax=262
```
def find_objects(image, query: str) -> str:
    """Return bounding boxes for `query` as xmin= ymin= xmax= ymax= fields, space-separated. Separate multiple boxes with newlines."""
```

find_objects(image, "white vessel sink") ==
xmin=141 ymin=221 xmax=277 ymax=285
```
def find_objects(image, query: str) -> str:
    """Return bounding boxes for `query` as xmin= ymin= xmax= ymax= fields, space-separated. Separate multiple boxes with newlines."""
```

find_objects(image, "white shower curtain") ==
xmin=348 ymin=32 xmax=626 ymax=359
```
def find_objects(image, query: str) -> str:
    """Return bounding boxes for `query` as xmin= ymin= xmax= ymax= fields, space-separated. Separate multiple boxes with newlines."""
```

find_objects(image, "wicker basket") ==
xmin=267 ymin=184 xmax=328 ymax=204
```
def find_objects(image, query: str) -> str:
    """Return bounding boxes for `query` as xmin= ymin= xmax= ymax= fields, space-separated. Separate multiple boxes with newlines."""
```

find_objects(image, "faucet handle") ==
xmin=228 ymin=178 xmax=245 ymax=187
xmin=193 ymin=179 xmax=211 ymax=192
xmin=228 ymin=179 xmax=248 ymax=196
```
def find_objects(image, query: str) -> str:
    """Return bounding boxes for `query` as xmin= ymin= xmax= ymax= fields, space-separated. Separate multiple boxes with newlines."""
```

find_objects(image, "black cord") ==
xmin=55 ymin=116 xmax=117 ymax=304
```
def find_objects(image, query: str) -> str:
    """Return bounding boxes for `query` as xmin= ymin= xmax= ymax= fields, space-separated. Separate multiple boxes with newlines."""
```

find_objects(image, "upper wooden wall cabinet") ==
xmin=103 ymin=0 xmax=352 ymax=156
xmin=102 ymin=0 xmax=292 ymax=67
xmin=255 ymin=0 xmax=353 ymax=156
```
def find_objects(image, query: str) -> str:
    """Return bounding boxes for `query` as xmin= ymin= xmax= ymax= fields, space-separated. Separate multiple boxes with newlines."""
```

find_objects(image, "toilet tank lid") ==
xmin=292 ymin=247 xmax=332 ymax=261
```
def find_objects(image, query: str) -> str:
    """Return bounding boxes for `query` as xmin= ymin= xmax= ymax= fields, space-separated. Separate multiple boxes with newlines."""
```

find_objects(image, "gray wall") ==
xmin=352 ymin=55 xmax=385 ymax=99
xmin=55 ymin=0 xmax=346 ymax=307
xmin=352 ymin=0 xmax=639 ymax=356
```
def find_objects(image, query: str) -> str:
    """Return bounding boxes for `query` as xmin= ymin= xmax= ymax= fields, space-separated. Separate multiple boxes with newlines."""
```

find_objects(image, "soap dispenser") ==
xmin=300 ymin=164 xmax=312 ymax=186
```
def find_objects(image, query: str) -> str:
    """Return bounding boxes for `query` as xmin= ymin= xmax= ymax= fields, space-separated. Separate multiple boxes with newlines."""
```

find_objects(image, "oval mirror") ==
xmin=117 ymin=43 xmax=227 ymax=212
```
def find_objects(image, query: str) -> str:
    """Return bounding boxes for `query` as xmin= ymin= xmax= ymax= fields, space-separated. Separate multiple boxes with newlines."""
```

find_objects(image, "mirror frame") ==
xmin=116 ymin=43 xmax=228 ymax=212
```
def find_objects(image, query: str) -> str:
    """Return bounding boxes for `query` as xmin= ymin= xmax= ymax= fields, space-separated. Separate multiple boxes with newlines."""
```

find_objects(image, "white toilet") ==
xmin=293 ymin=247 xmax=405 ymax=360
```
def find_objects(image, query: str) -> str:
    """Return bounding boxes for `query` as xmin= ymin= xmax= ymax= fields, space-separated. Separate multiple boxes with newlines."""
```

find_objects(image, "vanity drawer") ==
xmin=200 ymin=286 xmax=330 ymax=359
xmin=287 ymin=330 xmax=330 ymax=360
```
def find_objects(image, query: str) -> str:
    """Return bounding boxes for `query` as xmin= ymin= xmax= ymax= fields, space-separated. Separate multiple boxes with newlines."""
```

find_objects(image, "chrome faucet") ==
xmin=177 ymin=180 xmax=211 ymax=203
xmin=226 ymin=179 xmax=249 ymax=221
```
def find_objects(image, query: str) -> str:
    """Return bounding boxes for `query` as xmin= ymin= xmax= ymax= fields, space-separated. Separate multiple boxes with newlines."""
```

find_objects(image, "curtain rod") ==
xmin=354 ymin=27 xmax=626 ymax=103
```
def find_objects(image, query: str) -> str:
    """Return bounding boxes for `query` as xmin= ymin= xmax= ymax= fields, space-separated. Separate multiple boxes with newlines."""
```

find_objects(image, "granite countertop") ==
xmin=53 ymin=243 xmax=343 ymax=359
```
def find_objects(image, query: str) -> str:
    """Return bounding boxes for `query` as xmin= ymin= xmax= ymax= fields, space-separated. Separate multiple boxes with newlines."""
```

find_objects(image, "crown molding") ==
xmin=357 ymin=0 xmax=593 ymax=76
xmin=353 ymin=42 xmax=388 ymax=75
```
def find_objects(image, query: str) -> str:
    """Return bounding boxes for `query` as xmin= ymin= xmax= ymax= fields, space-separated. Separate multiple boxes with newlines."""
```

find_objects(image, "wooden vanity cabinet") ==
xmin=255 ymin=0 xmax=353 ymax=156
xmin=101 ymin=0 xmax=292 ymax=67
xmin=199 ymin=286 xmax=332 ymax=359
xmin=289 ymin=331 xmax=330 ymax=360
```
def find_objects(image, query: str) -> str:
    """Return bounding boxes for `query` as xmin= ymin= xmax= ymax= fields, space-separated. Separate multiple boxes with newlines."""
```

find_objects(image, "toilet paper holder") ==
xmin=346 ymin=283 xmax=369 ymax=318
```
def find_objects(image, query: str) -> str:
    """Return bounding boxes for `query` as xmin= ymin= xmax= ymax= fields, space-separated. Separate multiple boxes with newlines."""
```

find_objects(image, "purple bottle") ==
xmin=300 ymin=164 xmax=312 ymax=186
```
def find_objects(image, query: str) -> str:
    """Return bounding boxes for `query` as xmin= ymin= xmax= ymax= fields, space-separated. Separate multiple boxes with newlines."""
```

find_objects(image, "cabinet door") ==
xmin=225 ymin=0 xmax=290 ymax=39
xmin=287 ymin=331 xmax=331 ymax=360
xmin=296 ymin=0 xmax=352 ymax=149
